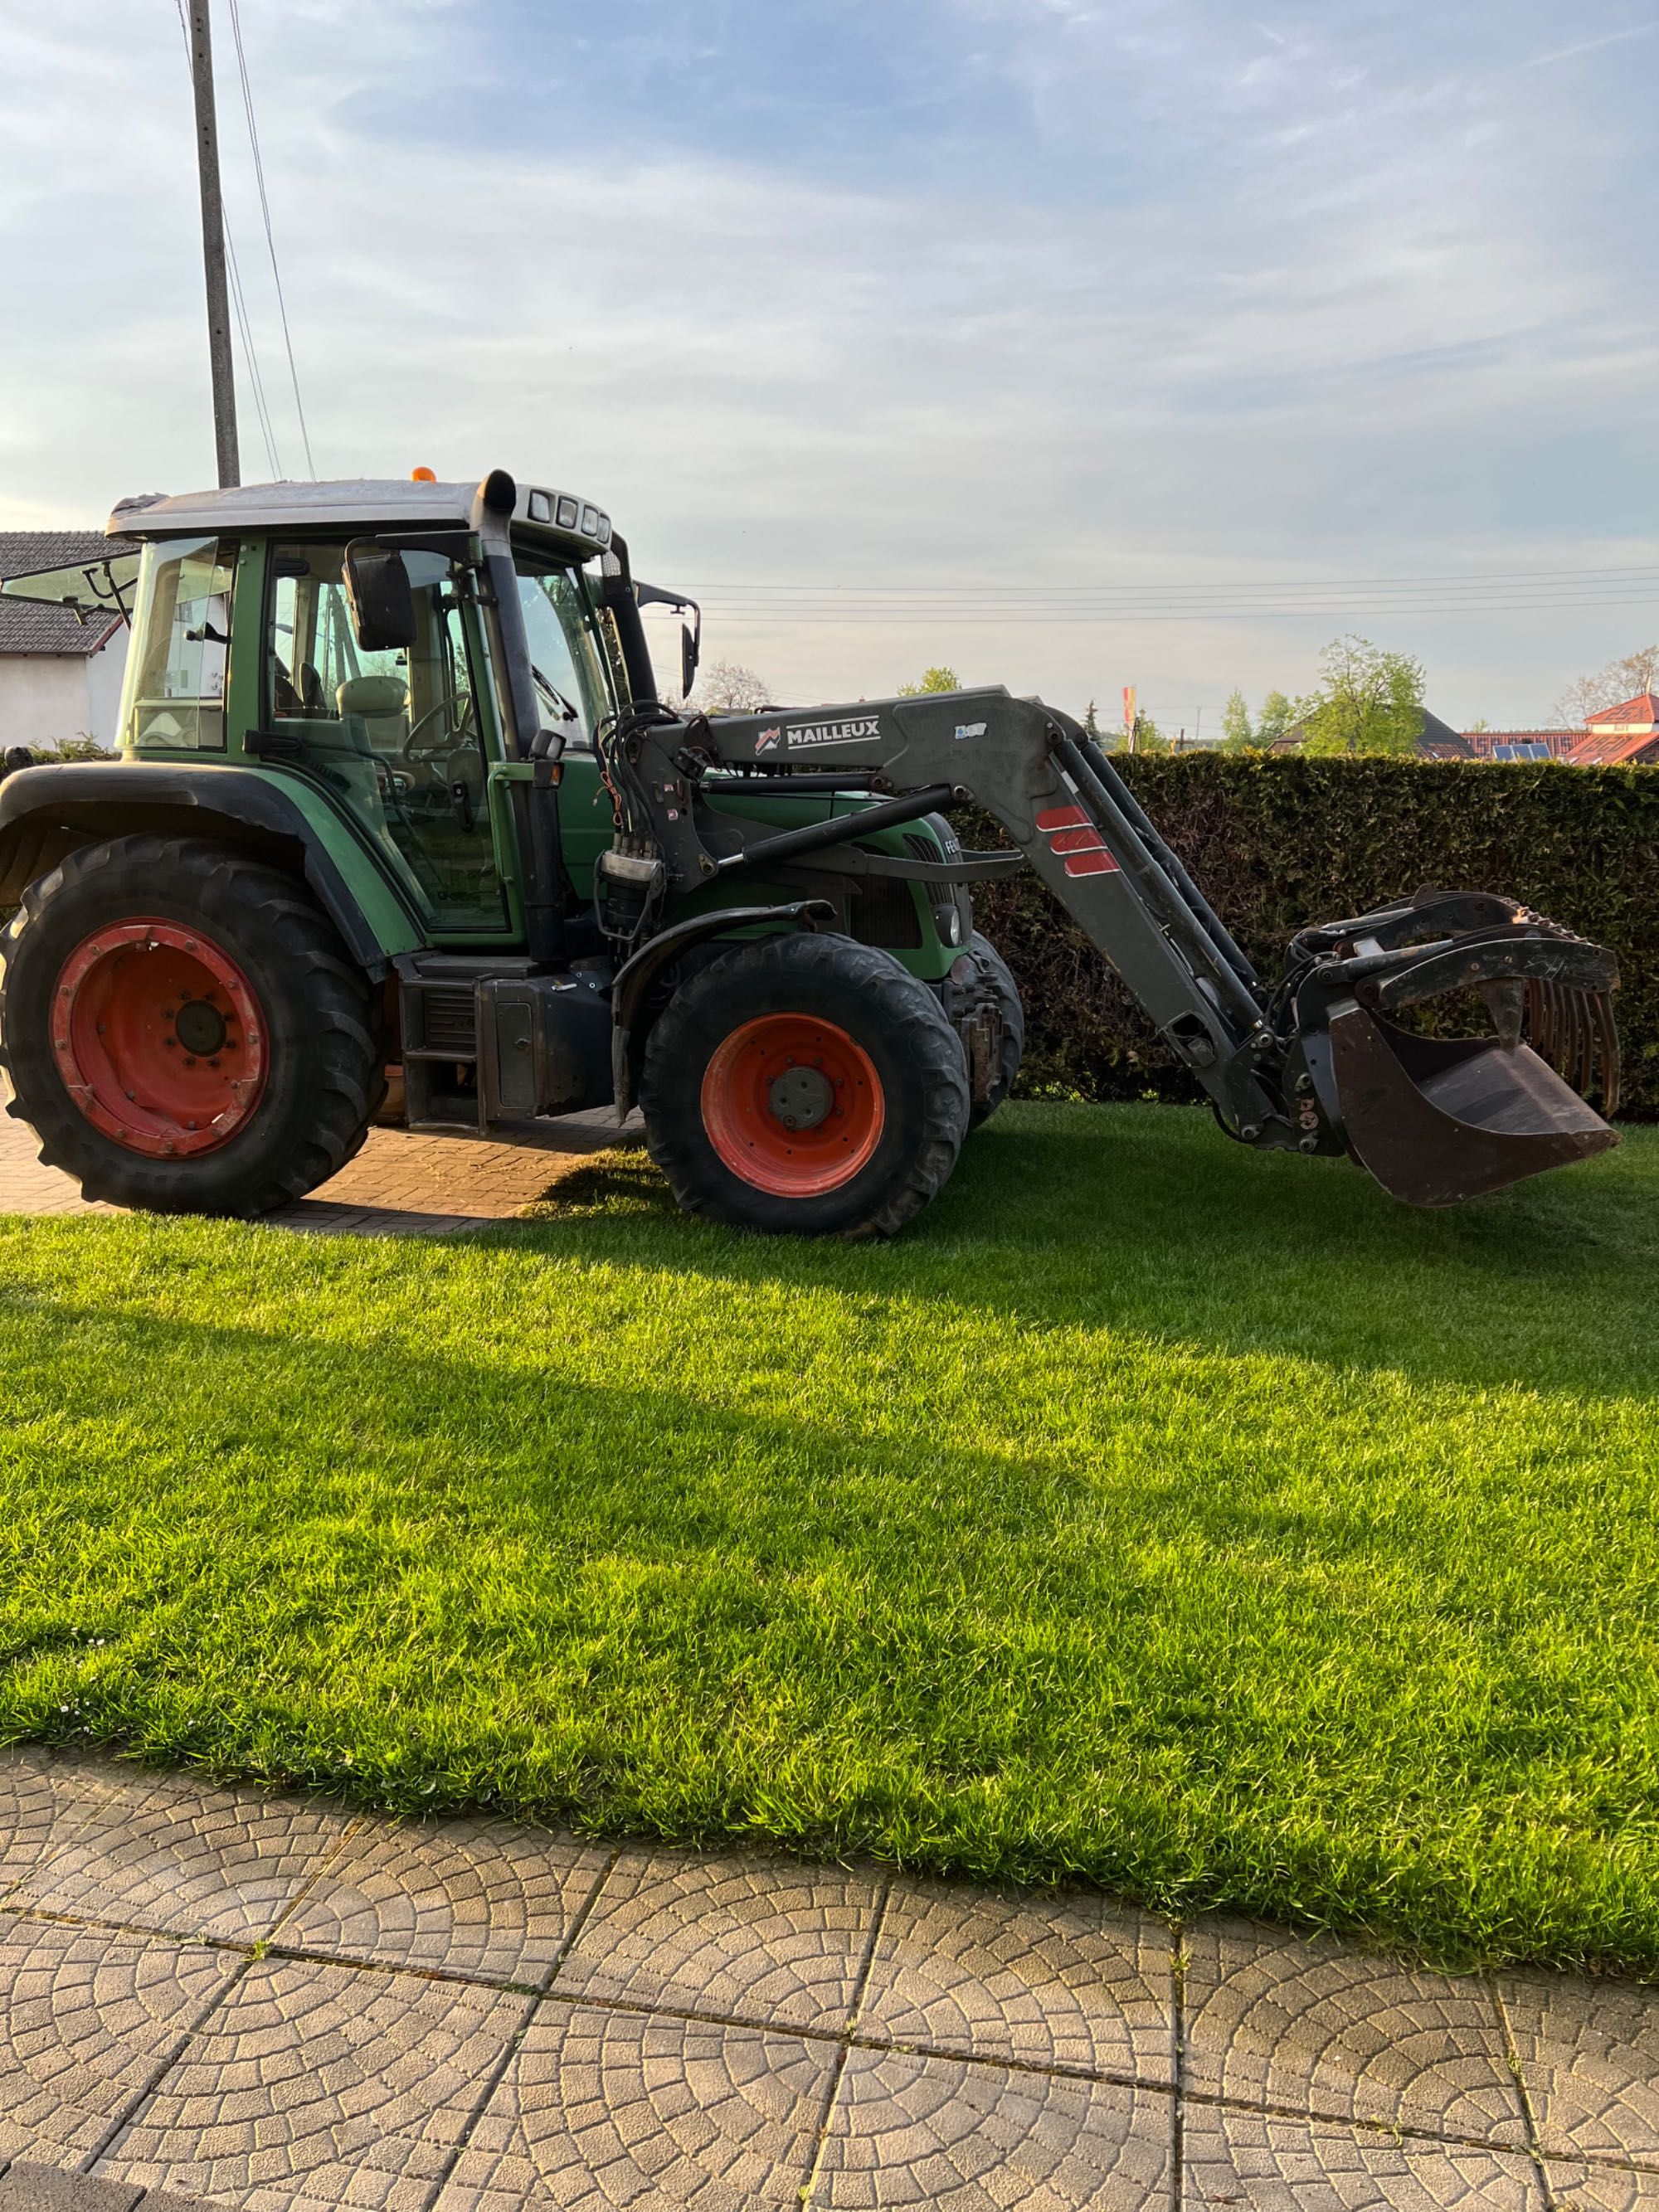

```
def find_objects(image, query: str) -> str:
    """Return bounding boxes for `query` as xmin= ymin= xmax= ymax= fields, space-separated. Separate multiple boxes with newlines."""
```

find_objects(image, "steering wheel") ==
xmin=403 ymin=692 xmax=477 ymax=763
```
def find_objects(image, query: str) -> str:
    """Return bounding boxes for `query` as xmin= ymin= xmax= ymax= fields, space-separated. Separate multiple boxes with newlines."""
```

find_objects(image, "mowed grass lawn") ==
xmin=2 ymin=1101 xmax=1658 ymax=1971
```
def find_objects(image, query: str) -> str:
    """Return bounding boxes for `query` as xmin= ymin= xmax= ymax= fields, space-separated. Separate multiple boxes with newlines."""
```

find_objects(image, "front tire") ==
xmin=640 ymin=931 xmax=970 ymax=1237
xmin=957 ymin=931 xmax=1024 ymax=1130
xmin=0 ymin=834 xmax=385 ymax=1216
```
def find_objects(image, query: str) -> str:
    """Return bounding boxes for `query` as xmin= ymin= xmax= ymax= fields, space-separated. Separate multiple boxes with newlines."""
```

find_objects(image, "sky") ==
xmin=1 ymin=0 xmax=1656 ymax=729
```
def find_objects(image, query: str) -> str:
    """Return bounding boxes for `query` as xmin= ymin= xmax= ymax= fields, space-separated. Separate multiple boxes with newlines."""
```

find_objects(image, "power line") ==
xmin=686 ymin=561 xmax=1659 ymax=625
xmin=225 ymin=0 xmax=315 ymax=478
xmin=694 ymin=561 xmax=1659 ymax=597
xmin=224 ymin=225 xmax=282 ymax=476
xmin=694 ymin=597 xmax=1659 ymax=625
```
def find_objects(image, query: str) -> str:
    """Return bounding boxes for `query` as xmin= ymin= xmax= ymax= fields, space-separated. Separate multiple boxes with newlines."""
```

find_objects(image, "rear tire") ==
xmin=640 ymin=931 xmax=970 ymax=1237
xmin=0 ymin=835 xmax=385 ymax=1216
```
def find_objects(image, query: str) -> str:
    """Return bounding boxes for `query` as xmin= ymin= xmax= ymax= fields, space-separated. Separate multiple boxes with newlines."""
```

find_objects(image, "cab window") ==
xmin=514 ymin=560 xmax=614 ymax=744
xmin=119 ymin=537 xmax=236 ymax=751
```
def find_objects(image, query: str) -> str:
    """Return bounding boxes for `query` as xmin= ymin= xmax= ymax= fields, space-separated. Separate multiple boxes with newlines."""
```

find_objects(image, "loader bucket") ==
xmin=1288 ymin=887 xmax=1621 ymax=1208
xmin=1323 ymin=1004 xmax=1618 ymax=1208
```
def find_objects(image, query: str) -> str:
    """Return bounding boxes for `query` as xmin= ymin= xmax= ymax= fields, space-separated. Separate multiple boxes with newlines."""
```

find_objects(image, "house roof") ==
xmin=1565 ymin=727 xmax=1659 ymax=766
xmin=1418 ymin=710 xmax=1472 ymax=759
xmin=1584 ymin=692 xmax=1659 ymax=727
xmin=0 ymin=531 xmax=134 ymax=658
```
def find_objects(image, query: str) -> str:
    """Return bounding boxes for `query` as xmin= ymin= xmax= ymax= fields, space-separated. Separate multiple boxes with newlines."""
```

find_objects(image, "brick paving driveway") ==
xmin=0 ymin=1106 xmax=640 ymax=1237
xmin=0 ymin=1750 xmax=1655 ymax=2210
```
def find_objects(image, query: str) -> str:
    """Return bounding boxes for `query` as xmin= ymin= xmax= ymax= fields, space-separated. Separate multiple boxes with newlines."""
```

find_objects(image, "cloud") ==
xmin=0 ymin=0 xmax=1653 ymax=722
xmin=1519 ymin=20 xmax=1658 ymax=69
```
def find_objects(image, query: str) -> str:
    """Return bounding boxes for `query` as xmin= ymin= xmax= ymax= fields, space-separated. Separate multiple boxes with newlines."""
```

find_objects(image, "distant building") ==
xmin=1417 ymin=712 xmax=1475 ymax=760
xmin=0 ymin=531 xmax=131 ymax=752
xmin=1564 ymin=693 xmax=1659 ymax=766
xmin=1458 ymin=729 xmax=1579 ymax=761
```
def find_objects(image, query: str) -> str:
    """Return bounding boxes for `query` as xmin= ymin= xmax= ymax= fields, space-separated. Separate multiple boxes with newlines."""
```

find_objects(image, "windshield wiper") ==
xmin=531 ymin=664 xmax=580 ymax=723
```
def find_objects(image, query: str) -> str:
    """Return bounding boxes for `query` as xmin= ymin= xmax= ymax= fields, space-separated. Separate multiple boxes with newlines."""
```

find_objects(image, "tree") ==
xmin=1256 ymin=689 xmax=1293 ymax=746
xmin=1127 ymin=712 xmax=1169 ymax=754
xmin=688 ymin=659 xmax=772 ymax=713
xmin=1220 ymin=688 xmax=1253 ymax=749
xmin=1082 ymin=699 xmax=1102 ymax=739
xmin=898 ymin=666 xmax=962 ymax=696
xmin=1551 ymin=646 xmax=1659 ymax=727
xmin=1294 ymin=635 xmax=1426 ymax=756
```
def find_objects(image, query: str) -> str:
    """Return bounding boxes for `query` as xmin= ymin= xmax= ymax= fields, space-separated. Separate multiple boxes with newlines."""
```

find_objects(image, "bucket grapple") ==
xmin=1282 ymin=892 xmax=1619 ymax=1206
xmin=614 ymin=687 xmax=1621 ymax=1210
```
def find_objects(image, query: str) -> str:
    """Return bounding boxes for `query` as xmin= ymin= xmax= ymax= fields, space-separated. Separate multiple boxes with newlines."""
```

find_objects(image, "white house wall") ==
xmin=84 ymin=634 xmax=128 ymax=744
xmin=0 ymin=634 xmax=129 ymax=751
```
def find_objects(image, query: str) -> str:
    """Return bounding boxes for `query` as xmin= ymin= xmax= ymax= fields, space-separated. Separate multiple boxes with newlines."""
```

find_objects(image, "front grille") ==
xmin=416 ymin=987 xmax=477 ymax=1056
xmin=905 ymin=830 xmax=968 ymax=949
xmin=850 ymin=876 xmax=923 ymax=949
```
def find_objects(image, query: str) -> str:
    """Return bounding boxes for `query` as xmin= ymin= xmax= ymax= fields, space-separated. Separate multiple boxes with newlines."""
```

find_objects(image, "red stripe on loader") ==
xmin=1035 ymin=805 xmax=1090 ymax=832
xmin=1064 ymin=848 xmax=1120 ymax=876
xmin=1049 ymin=827 xmax=1107 ymax=854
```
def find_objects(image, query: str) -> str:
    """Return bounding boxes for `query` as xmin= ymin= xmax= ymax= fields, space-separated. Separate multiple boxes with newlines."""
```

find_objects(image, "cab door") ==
xmin=266 ymin=542 xmax=508 ymax=933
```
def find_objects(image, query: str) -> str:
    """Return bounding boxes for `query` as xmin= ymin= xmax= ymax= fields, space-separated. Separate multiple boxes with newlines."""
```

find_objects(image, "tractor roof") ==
xmin=105 ymin=474 xmax=614 ymax=554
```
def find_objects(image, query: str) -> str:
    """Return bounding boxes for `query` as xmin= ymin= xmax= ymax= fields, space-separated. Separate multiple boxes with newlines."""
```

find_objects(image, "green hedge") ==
xmin=963 ymin=755 xmax=1659 ymax=1118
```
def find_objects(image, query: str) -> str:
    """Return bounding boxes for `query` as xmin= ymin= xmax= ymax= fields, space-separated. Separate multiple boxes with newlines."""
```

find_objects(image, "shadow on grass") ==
xmin=502 ymin=1102 xmax=1659 ymax=1402
xmin=3 ymin=1271 xmax=1657 ymax=1969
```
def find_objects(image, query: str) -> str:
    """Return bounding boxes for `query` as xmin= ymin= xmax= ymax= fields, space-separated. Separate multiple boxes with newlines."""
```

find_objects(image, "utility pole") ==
xmin=187 ymin=0 xmax=239 ymax=487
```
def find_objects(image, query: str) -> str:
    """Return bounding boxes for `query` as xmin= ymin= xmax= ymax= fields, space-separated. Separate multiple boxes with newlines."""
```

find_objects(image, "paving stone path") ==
xmin=0 ymin=1749 xmax=1655 ymax=2210
xmin=0 ymin=1106 xmax=640 ymax=1237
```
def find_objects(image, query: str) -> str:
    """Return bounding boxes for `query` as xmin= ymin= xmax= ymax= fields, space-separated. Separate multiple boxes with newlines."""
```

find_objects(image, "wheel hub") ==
xmin=173 ymin=997 xmax=229 ymax=1057
xmin=767 ymin=1062 xmax=834 ymax=1131
xmin=700 ymin=1014 xmax=886 ymax=1197
xmin=51 ymin=919 xmax=268 ymax=1159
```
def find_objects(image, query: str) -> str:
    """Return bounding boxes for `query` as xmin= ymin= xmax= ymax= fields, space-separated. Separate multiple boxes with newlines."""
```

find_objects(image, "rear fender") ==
xmin=0 ymin=762 xmax=422 ymax=977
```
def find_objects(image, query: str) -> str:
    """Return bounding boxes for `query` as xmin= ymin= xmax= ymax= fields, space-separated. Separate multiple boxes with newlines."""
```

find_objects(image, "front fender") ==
xmin=610 ymin=899 xmax=834 ymax=1117
xmin=0 ymin=761 xmax=424 ymax=976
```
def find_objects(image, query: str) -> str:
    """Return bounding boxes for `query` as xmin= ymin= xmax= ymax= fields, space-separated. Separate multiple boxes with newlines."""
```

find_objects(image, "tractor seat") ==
xmin=337 ymin=674 xmax=409 ymax=756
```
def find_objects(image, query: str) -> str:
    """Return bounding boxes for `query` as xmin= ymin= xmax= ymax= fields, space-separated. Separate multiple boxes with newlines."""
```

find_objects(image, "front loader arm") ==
xmin=615 ymin=688 xmax=1290 ymax=1140
xmin=604 ymin=685 xmax=1622 ymax=1207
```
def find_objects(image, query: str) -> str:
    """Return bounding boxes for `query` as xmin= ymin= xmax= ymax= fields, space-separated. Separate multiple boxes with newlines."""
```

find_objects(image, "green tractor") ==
xmin=0 ymin=469 xmax=1621 ymax=1234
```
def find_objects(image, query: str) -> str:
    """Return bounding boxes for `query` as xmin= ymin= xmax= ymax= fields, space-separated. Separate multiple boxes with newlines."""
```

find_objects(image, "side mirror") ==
xmin=680 ymin=618 xmax=700 ymax=701
xmin=343 ymin=540 xmax=417 ymax=652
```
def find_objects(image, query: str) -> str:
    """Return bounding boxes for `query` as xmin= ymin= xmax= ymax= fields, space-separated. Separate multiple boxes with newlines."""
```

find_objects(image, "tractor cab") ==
xmin=2 ymin=469 xmax=671 ymax=949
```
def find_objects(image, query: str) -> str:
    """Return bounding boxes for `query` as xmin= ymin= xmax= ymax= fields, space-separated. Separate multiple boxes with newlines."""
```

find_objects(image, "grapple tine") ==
xmin=1526 ymin=977 xmax=1543 ymax=1056
xmin=1584 ymin=986 xmax=1601 ymax=1096
xmin=1596 ymin=990 xmax=1622 ymax=1116
xmin=1542 ymin=980 xmax=1560 ymax=1067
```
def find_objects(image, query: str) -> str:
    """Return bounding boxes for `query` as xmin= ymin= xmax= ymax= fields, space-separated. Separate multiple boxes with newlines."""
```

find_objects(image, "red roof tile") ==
xmin=1584 ymin=693 xmax=1659 ymax=727
xmin=1564 ymin=727 xmax=1659 ymax=766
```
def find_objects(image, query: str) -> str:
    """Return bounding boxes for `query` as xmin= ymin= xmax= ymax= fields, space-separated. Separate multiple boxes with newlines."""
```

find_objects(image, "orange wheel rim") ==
xmin=51 ymin=917 xmax=268 ymax=1159
xmin=701 ymin=1014 xmax=885 ymax=1197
